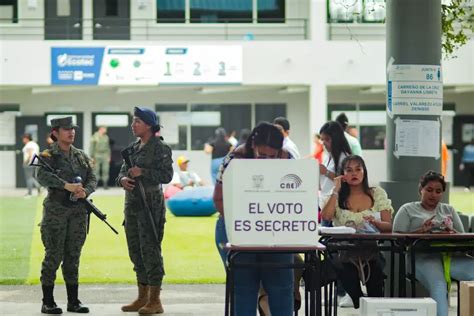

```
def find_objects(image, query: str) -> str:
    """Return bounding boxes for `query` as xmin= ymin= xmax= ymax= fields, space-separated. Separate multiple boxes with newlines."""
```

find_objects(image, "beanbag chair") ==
xmin=167 ymin=186 xmax=217 ymax=216
xmin=164 ymin=185 xmax=182 ymax=199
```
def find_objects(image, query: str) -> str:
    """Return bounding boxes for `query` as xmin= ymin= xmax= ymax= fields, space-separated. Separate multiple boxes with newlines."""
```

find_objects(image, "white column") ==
xmin=83 ymin=0 xmax=93 ymax=40
xmin=309 ymin=81 xmax=327 ymax=148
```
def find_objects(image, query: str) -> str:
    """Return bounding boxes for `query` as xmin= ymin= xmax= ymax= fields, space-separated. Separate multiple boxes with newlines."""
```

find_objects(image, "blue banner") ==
xmin=51 ymin=47 xmax=104 ymax=85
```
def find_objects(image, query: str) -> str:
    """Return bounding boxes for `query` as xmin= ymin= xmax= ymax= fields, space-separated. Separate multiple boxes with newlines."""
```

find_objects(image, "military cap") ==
xmin=134 ymin=107 xmax=160 ymax=131
xmin=50 ymin=116 xmax=78 ymax=129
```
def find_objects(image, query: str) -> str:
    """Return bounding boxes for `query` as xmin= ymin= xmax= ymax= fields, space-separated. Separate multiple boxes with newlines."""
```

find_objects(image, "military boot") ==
xmin=138 ymin=286 xmax=164 ymax=314
xmin=121 ymin=283 xmax=149 ymax=312
xmin=41 ymin=285 xmax=62 ymax=314
xmin=66 ymin=284 xmax=89 ymax=313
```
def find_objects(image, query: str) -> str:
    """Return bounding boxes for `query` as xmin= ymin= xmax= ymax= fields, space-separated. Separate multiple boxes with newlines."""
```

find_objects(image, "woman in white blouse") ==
xmin=321 ymin=155 xmax=393 ymax=308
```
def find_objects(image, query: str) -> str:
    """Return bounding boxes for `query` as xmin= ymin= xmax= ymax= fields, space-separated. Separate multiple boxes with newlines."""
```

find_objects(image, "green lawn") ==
xmin=0 ymin=190 xmax=472 ymax=285
xmin=1 ymin=196 xmax=225 ymax=285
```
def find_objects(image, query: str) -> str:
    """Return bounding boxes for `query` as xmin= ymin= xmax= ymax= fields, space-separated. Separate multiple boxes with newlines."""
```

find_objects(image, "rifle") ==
xmin=30 ymin=153 xmax=119 ymax=235
xmin=121 ymin=147 xmax=160 ymax=243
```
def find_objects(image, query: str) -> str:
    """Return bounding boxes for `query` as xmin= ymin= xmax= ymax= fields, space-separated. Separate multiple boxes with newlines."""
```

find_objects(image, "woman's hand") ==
xmin=73 ymin=188 xmax=87 ymax=199
xmin=128 ymin=167 xmax=142 ymax=178
xmin=64 ymin=183 xmax=83 ymax=193
xmin=363 ymin=215 xmax=376 ymax=225
xmin=333 ymin=176 xmax=343 ymax=193
xmin=120 ymin=177 xmax=136 ymax=191
xmin=421 ymin=216 xmax=435 ymax=233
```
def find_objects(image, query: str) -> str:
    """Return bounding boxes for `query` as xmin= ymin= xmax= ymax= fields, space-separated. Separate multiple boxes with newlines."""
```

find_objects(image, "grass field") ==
xmin=0 ymin=191 xmax=472 ymax=285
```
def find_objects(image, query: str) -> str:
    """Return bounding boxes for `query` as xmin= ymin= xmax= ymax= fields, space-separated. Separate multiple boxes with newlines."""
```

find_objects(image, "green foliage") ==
xmin=441 ymin=0 xmax=474 ymax=59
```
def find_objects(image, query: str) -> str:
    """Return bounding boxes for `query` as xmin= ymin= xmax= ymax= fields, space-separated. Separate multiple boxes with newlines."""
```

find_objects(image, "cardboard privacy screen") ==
xmin=223 ymin=159 xmax=319 ymax=247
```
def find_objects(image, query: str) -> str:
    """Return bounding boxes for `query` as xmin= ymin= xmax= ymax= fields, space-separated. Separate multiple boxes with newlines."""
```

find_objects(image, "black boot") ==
xmin=41 ymin=285 xmax=62 ymax=314
xmin=66 ymin=284 xmax=89 ymax=313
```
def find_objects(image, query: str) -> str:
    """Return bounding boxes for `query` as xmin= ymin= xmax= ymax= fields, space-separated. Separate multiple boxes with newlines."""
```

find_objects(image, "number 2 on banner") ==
xmin=193 ymin=62 xmax=201 ymax=76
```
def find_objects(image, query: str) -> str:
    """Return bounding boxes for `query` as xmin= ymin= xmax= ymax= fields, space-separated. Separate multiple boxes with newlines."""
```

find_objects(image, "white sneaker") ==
xmin=338 ymin=293 xmax=354 ymax=308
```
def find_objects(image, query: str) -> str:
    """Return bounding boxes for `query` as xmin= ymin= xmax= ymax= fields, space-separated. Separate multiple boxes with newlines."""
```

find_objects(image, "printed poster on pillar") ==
xmin=387 ymin=64 xmax=443 ymax=117
xmin=222 ymin=160 xmax=319 ymax=247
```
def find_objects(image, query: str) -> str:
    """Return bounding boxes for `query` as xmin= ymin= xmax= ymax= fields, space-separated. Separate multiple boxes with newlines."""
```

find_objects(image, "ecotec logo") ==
xmin=57 ymin=54 xmax=95 ymax=67
xmin=280 ymin=174 xmax=302 ymax=189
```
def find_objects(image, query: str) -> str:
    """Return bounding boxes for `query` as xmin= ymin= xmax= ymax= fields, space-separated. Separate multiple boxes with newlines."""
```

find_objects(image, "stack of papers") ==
xmin=319 ymin=226 xmax=356 ymax=234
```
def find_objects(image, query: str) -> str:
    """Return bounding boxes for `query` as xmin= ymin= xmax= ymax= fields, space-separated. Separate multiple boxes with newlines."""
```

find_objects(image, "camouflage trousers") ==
xmin=93 ymin=155 xmax=110 ymax=184
xmin=40 ymin=199 xmax=87 ymax=286
xmin=124 ymin=192 xmax=166 ymax=287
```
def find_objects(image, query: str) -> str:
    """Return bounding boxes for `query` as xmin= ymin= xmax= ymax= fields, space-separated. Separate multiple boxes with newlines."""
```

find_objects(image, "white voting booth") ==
xmin=223 ymin=159 xmax=319 ymax=246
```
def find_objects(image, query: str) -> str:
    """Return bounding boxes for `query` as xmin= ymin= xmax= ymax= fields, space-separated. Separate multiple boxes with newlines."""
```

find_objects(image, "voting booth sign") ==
xmin=223 ymin=159 xmax=319 ymax=246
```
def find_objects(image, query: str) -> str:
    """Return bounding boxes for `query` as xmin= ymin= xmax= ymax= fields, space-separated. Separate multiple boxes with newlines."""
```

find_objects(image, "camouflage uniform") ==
xmin=89 ymin=131 xmax=111 ymax=186
xmin=117 ymin=136 xmax=173 ymax=287
xmin=36 ymin=143 xmax=97 ymax=286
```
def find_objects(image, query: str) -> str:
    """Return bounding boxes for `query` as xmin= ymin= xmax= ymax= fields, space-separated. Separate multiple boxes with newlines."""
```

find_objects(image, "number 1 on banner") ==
xmin=164 ymin=62 xmax=171 ymax=76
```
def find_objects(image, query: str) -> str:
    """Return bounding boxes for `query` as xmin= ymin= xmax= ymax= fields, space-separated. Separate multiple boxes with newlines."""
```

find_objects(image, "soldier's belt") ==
xmin=145 ymin=186 xmax=162 ymax=193
xmin=48 ymin=189 xmax=77 ymax=207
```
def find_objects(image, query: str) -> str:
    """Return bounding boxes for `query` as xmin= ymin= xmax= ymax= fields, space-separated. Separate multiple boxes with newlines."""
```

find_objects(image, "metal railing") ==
xmin=0 ymin=17 xmax=308 ymax=40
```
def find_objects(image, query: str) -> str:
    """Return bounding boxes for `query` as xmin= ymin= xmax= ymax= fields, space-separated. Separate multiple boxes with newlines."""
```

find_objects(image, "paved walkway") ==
xmin=0 ymin=284 xmax=461 ymax=316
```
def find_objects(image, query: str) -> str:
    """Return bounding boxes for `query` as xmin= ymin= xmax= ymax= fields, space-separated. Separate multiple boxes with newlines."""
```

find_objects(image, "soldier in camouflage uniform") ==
xmin=89 ymin=126 xmax=111 ymax=189
xmin=117 ymin=107 xmax=173 ymax=314
xmin=36 ymin=117 xmax=97 ymax=314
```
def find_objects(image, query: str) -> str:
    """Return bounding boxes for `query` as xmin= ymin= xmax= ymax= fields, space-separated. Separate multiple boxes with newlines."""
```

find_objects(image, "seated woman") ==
xmin=213 ymin=122 xmax=293 ymax=316
xmin=393 ymin=170 xmax=474 ymax=316
xmin=321 ymin=155 xmax=393 ymax=308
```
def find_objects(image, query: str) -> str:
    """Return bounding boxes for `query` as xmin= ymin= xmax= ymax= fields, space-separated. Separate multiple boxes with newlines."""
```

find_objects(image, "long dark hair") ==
xmin=244 ymin=122 xmax=284 ymax=158
xmin=214 ymin=127 xmax=227 ymax=142
xmin=419 ymin=170 xmax=446 ymax=193
xmin=338 ymin=155 xmax=374 ymax=209
xmin=320 ymin=121 xmax=352 ymax=173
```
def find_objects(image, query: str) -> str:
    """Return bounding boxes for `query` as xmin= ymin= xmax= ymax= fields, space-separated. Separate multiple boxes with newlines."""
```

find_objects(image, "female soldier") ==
xmin=36 ymin=116 xmax=97 ymax=314
xmin=118 ymin=107 xmax=173 ymax=314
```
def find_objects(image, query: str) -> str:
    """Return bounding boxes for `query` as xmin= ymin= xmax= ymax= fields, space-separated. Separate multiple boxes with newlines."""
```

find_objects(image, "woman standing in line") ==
xmin=213 ymin=122 xmax=293 ymax=316
xmin=204 ymin=127 xmax=233 ymax=184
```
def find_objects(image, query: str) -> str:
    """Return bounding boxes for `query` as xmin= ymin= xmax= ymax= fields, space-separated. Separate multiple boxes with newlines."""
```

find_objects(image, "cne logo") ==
xmin=280 ymin=174 xmax=302 ymax=189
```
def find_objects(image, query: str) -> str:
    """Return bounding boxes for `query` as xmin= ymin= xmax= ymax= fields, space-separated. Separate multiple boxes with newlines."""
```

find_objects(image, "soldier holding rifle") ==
xmin=36 ymin=117 xmax=96 ymax=314
xmin=117 ymin=107 xmax=173 ymax=314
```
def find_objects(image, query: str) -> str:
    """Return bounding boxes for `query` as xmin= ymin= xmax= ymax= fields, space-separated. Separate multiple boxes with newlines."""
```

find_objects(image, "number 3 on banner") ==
xmin=218 ymin=62 xmax=226 ymax=76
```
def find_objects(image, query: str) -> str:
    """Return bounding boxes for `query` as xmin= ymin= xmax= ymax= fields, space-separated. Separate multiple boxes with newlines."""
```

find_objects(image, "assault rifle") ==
xmin=30 ymin=153 xmax=119 ymax=235
xmin=121 ymin=147 xmax=160 ymax=243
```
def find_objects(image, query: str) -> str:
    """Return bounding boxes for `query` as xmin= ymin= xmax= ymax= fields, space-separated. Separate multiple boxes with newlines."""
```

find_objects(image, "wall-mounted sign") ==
xmin=51 ymin=47 xmax=104 ymax=85
xmin=387 ymin=64 xmax=443 ymax=117
xmin=394 ymin=118 xmax=440 ymax=159
xmin=52 ymin=46 xmax=242 ymax=85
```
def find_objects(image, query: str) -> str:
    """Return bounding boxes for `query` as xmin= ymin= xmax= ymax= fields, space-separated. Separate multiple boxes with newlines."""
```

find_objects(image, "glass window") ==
xmin=156 ymin=104 xmax=188 ymax=150
xmin=190 ymin=0 xmax=252 ymax=23
xmin=105 ymin=0 xmax=119 ymax=17
xmin=0 ymin=0 xmax=18 ymax=23
xmin=255 ymin=103 xmax=286 ymax=124
xmin=157 ymin=0 xmax=185 ymax=23
xmin=57 ymin=0 xmax=71 ymax=17
xmin=191 ymin=104 xmax=251 ymax=150
xmin=360 ymin=126 xmax=385 ymax=149
xmin=327 ymin=0 xmax=361 ymax=23
xmin=362 ymin=0 xmax=385 ymax=23
xmin=257 ymin=0 xmax=285 ymax=23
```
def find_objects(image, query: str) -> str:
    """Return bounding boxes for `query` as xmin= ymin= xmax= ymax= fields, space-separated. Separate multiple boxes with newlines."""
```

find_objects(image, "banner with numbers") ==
xmin=52 ymin=46 xmax=242 ymax=85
